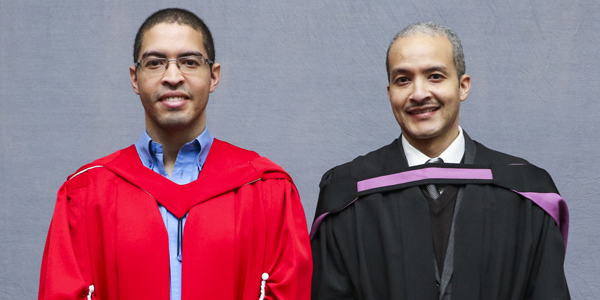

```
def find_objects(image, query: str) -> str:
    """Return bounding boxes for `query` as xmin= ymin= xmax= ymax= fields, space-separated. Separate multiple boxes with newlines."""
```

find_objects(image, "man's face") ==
xmin=130 ymin=23 xmax=220 ymax=136
xmin=387 ymin=34 xmax=470 ymax=152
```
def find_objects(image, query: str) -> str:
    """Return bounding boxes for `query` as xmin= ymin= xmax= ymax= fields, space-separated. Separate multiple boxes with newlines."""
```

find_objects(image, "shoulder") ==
xmin=68 ymin=148 xmax=125 ymax=180
xmin=320 ymin=139 xmax=400 ymax=187
xmin=209 ymin=139 xmax=261 ymax=169
xmin=212 ymin=139 xmax=260 ymax=161
xmin=60 ymin=148 xmax=127 ymax=194
xmin=315 ymin=140 xmax=399 ymax=215
xmin=213 ymin=139 xmax=293 ymax=182
xmin=472 ymin=140 xmax=529 ymax=165
xmin=472 ymin=139 xmax=558 ymax=192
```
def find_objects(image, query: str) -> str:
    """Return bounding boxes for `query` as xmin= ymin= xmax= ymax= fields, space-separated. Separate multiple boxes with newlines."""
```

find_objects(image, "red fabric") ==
xmin=39 ymin=139 xmax=312 ymax=299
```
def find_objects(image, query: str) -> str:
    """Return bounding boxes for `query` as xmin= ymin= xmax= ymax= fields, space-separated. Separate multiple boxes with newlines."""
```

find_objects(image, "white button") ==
xmin=261 ymin=273 xmax=269 ymax=280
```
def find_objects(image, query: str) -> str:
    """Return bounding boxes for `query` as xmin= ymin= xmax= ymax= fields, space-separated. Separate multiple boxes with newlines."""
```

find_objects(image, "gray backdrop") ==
xmin=1 ymin=0 xmax=598 ymax=298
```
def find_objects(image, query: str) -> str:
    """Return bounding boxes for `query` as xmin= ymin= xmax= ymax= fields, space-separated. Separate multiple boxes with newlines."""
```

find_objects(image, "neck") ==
xmin=405 ymin=127 xmax=459 ymax=158
xmin=146 ymin=122 xmax=205 ymax=177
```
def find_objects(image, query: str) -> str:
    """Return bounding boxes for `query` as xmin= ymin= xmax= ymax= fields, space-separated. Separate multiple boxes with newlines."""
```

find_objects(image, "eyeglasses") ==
xmin=135 ymin=55 xmax=213 ymax=77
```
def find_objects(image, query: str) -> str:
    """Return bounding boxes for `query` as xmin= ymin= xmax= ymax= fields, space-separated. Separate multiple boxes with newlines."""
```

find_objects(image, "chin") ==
xmin=156 ymin=117 xmax=195 ymax=130
xmin=403 ymin=125 xmax=442 ymax=140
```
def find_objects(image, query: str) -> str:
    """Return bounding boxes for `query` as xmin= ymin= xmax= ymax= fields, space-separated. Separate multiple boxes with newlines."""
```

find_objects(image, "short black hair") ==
xmin=133 ymin=8 xmax=215 ymax=63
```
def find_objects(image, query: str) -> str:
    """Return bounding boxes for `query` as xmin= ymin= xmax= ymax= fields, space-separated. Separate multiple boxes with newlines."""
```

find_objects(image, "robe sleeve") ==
xmin=261 ymin=178 xmax=313 ymax=300
xmin=39 ymin=176 xmax=95 ymax=300
xmin=526 ymin=209 xmax=571 ymax=299
xmin=310 ymin=169 xmax=357 ymax=300
xmin=310 ymin=215 xmax=357 ymax=300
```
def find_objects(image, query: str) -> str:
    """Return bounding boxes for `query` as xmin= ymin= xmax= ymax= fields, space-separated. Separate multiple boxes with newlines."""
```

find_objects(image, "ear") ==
xmin=458 ymin=74 xmax=471 ymax=102
xmin=387 ymin=83 xmax=390 ymax=99
xmin=130 ymin=65 xmax=140 ymax=95
xmin=209 ymin=63 xmax=221 ymax=93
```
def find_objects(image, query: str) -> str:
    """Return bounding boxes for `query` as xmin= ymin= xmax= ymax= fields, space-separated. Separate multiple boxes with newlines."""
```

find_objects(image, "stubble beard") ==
xmin=154 ymin=110 xmax=199 ymax=132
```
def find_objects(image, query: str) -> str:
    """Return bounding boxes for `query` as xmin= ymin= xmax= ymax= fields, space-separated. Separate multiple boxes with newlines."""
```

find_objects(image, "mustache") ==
xmin=160 ymin=86 xmax=189 ymax=93
xmin=406 ymin=100 xmax=440 ymax=109
xmin=156 ymin=87 xmax=192 ymax=98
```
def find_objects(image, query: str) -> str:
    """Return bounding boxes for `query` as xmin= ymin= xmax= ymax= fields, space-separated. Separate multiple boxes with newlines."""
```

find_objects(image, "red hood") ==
xmin=80 ymin=139 xmax=292 ymax=218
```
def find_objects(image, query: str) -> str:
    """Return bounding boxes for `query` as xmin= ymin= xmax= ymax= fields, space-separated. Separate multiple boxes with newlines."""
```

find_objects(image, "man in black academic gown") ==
xmin=310 ymin=22 xmax=570 ymax=300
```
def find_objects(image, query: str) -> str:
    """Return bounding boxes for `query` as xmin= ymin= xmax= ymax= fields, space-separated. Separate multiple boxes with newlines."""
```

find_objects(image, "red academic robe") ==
xmin=39 ymin=139 xmax=312 ymax=300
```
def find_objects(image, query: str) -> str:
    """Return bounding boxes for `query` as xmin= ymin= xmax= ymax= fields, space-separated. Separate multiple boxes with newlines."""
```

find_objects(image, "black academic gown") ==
xmin=311 ymin=133 xmax=570 ymax=300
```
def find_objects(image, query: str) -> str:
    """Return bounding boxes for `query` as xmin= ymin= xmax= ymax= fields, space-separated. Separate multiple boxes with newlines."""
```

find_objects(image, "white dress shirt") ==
xmin=401 ymin=126 xmax=466 ymax=167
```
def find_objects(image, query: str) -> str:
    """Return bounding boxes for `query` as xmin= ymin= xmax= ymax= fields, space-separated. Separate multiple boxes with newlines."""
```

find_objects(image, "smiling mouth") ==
xmin=161 ymin=97 xmax=187 ymax=102
xmin=408 ymin=107 xmax=439 ymax=115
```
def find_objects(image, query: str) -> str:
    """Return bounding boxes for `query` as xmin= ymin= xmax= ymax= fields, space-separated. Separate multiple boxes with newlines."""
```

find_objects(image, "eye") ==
xmin=394 ymin=76 xmax=410 ymax=85
xmin=144 ymin=58 xmax=166 ymax=68
xmin=429 ymin=73 xmax=444 ymax=81
xmin=179 ymin=57 xmax=201 ymax=68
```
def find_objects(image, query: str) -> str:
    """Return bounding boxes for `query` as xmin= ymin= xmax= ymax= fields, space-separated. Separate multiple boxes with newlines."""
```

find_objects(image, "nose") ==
xmin=162 ymin=60 xmax=184 ymax=86
xmin=409 ymin=78 xmax=431 ymax=102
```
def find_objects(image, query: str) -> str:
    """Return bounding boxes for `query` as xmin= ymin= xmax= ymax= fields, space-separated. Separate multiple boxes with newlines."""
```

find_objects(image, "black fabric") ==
xmin=311 ymin=133 xmax=570 ymax=300
xmin=426 ymin=185 xmax=458 ymax=275
xmin=426 ymin=185 xmax=457 ymax=216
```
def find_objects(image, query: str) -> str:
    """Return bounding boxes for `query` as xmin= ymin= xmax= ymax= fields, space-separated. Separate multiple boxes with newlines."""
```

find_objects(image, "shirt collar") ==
xmin=134 ymin=126 xmax=214 ymax=171
xmin=401 ymin=126 xmax=465 ymax=167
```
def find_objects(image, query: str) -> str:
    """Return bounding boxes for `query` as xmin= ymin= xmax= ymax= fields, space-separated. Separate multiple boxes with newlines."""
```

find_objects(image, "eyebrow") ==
xmin=139 ymin=51 xmax=205 ymax=60
xmin=390 ymin=65 xmax=449 ymax=77
xmin=178 ymin=51 xmax=204 ymax=58
xmin=423 ymin=65 xmax=449 ymax=74
xmin=390 ymin=68 xmax=412 ymax=78
xmin=140 ymin=51 xmax=167 ymax=60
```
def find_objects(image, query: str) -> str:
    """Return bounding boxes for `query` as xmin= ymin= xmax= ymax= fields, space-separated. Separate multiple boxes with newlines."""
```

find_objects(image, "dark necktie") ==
xmin=425 ymin=157 xmax=444 ymax=199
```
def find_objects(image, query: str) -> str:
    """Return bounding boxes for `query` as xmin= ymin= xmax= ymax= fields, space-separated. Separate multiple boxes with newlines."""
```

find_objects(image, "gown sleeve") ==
xmin=526 ymin=209 xmax=571 ymax=299
xmin=310 ymin=169 xmax=357 ymax=300
xmin=39 ymin=176 xmax=95 ymax=300
xmin=261 ymin=178 xmax=313 ymax=300
xmin=310 ymin=214 xmax=357 ymax=300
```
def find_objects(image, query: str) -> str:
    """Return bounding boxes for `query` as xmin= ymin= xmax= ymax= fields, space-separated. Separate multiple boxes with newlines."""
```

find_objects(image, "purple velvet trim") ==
xmin=311 ymin=168 xmax=569 ymax=249
xmin=357 ymin=167 xmax=493 ymax=193
xmin=310 ymin=197 xmax=358 ymax=240
xmin=512 ymin=190 xmax=569 ymax=249
xmin=309 ymin=213 xmax=330 ymax=240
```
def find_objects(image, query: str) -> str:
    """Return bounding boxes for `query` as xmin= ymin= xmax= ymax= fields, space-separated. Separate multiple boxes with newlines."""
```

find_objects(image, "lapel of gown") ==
xmin=388 ymin=132 xmax=480 ymax=300
xmin=385 ymin=139 xmax=438 ymax=299
xmin=451 ymin=132 xmax=484 ymax=299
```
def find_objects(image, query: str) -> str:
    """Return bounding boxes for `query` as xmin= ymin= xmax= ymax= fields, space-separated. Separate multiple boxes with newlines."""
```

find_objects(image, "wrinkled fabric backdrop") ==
xmin=1 ymin=0 xmax=598 ymax=298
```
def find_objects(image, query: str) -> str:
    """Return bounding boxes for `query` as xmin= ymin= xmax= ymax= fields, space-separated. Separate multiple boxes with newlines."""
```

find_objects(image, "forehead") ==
xmin=388 ymin=34 xmax=454 ymax=71
xmin=140 ymin=23 xmax=205 ymax=56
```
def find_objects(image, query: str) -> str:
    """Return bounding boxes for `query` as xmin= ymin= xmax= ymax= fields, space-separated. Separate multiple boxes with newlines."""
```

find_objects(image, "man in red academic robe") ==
xmin=39 ymin=8 xmax=312 ymax=300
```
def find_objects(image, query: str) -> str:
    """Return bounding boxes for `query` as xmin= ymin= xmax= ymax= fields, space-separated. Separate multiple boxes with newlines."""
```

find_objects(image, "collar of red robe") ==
xmin=97 ymin=139 xmax=292 ymax=218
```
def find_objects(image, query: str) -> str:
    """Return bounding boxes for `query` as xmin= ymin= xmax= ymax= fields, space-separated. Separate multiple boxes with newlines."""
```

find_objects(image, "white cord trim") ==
xmin=259 ymin=273 xmax=269 ymax=300
xmin=242 ymin=178 xmax=261 ymax=187
xmin=69 ymin=166 xmax=104 ymax=180
xmin=87 ymin=284 xmax=94 ymax=300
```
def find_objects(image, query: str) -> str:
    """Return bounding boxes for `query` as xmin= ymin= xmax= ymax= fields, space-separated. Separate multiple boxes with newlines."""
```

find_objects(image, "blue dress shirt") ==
xmin=134 ymin=128 xmax=213 ymax=300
